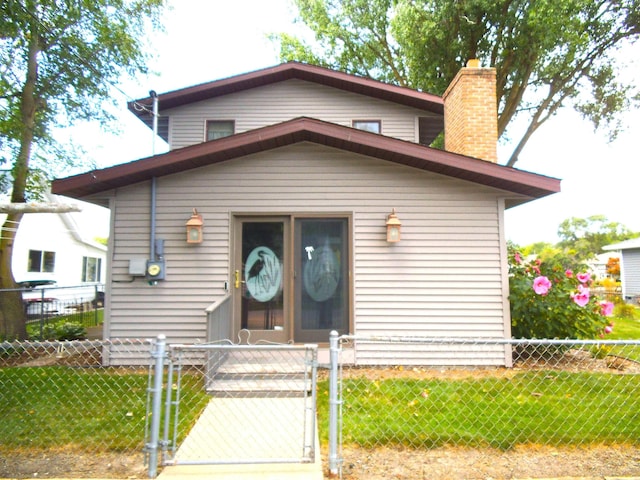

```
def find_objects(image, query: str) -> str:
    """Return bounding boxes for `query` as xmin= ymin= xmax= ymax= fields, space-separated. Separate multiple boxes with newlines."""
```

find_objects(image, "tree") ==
xmin=557 ymin=215 xmax=639 ymax=260
xmin=0 ymin=0 xmax=165 ymax=339
xmin=606 ymin=257 xmax=620 ymax=278
xmin=276 ymin=0 xmax=640 ymax=166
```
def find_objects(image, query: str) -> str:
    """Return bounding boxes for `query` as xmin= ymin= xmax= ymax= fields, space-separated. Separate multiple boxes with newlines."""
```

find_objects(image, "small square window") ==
xmin=206 ymin=120 xmax=235 ymax=141
xmin=352 ymin=120 xmax=381 ymax=134
xmin=28 ymin=250 xmax=55 ymax=273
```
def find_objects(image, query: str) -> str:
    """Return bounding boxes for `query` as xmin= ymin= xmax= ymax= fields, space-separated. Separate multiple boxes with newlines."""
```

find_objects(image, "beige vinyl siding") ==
xmin=107 ymin=143 xmax=511 ymax=364
xmin=166 ymin=79 xmax=436 ymax=149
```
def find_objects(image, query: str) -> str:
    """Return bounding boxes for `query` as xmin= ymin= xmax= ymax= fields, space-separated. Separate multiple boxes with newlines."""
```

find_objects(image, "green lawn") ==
xmin=0 ymin=366 xmax=210 ymax=451
xmin=314 ymin=309 xmax=640 ymax=450
xmin=601 ymin=308 xmax=640 ymax=360
xmin=607 ymin=313 xmax=640 ymax=339
xmin=5 ymin=365 xmax=638 ymax=453
xmin=317 ymin=370 xmax=640 ymax=450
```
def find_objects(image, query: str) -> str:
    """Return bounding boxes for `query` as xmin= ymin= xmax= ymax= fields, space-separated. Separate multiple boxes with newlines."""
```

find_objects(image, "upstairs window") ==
xmin=28 ymin=250 xmax=55 ymax=273
xmin=82 ymin=256 xmax=102 ymax=282
xmin=206 ymin=120 xmax=235 ymax=141
xmin=352 ymin=120 xmax=381 ymax=134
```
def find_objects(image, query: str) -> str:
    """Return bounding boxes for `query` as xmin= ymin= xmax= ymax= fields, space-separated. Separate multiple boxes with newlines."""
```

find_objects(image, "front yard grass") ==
xmin=316 ymin=371 xmax=640 ymax=449
xmin=608 ymin=312 xmax=640 ymax=340
xmin=0 ymin=366 xmax=210 ymax=451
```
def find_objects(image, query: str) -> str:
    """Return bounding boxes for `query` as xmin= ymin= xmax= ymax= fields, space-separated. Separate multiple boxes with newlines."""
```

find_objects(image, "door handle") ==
xmin=234 ymin=270 xmax=240 ymax=289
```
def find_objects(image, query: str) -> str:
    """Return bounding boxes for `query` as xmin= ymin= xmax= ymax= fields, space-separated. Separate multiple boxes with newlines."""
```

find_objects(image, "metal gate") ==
xmin=145 ymin=336 xmax=318 ymax=476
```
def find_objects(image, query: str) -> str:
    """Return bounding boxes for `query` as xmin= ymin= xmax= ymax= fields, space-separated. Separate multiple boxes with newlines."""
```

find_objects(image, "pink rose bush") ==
xmin=510 ymin=246 xmax=614 ymax=339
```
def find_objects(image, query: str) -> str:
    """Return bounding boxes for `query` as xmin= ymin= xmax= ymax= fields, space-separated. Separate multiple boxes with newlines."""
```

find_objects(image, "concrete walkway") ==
xmin=156 ymin=396 xmax=323 ymax=479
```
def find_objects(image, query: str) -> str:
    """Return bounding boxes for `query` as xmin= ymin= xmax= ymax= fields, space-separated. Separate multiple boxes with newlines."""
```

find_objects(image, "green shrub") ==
xmin=590 ymin=344 xmax=612 ymax=359
xmin=55 ymin=322 xmax=87 ymax=341
xmin=509 ymin=247 xmax=614 ymax=339
xmin=27 ymin=321 xmax=86 ymax=341
xmin=614 ymin=302 xmax=638 ymax=319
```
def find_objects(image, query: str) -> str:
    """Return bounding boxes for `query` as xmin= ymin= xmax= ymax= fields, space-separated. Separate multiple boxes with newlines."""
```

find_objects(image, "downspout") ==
xmin=150 ymin=90 xmax=158 ymax=262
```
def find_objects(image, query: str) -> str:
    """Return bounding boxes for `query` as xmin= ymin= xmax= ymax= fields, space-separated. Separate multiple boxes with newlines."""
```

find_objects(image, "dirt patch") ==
xmin=2 ymin=445 xmax=639 ymax=479
xmin=335 ymin=444 xmax=640 ymax=479
xmin=1 ymin=344 xmax=104 ymax=368
xmin=0 ymin=449 xmax=146 ymax=479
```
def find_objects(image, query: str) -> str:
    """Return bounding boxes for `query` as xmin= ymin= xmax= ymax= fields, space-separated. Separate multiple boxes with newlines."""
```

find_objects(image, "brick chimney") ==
xmin=442 ymin=59 xmax=498 ymax=163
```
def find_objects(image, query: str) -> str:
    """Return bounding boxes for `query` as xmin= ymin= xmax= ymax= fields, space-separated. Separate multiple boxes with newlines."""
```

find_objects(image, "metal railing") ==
xmin=0 ymin=284 xmax=105 ymax=338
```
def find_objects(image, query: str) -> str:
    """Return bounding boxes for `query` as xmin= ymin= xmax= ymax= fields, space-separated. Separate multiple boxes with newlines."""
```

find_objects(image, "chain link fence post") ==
xmin=328 ymin=330 xmax=341 ymax=475
xmin=147 ymin=334 xmax=166 ymax=478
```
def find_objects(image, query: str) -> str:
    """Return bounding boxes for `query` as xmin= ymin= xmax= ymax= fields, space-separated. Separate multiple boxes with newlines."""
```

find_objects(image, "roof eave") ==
xmin=52 ymin=117 xmax=560 ymax=202
xmin=127 ymin=62 xmax=445 ymax=126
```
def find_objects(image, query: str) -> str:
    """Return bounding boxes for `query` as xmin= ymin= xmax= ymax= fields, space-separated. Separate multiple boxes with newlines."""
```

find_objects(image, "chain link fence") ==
xmin=327 ymin=335 xmax=640 ymax=477
xmin=0 ymin=337 xmax=319 ymax=478
xmin=3 ymin=335 xmax=640 ymax=478
xmin=0 ymin=338 xmax=178 ymax=478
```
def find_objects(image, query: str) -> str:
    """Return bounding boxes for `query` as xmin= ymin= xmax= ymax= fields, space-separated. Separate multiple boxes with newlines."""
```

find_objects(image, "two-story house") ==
xmin=52 ymin=61 xmax=560 ymax=366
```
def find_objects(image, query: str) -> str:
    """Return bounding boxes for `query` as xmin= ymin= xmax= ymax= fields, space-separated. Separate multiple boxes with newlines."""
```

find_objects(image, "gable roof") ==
xmin=603 ymin=237 xmax=640 ymax=251
xmin=128 ymin=62 xmax=445 ymax=144
xmin=52 ymin=117 xmax=559 ymax=208
xmin=45 ymin=193 xmax=107 ymax=252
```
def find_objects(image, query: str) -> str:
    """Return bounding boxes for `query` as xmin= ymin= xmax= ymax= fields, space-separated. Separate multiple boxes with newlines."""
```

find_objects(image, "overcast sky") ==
xmin=66 ymin=0 xmax=640 ymax=245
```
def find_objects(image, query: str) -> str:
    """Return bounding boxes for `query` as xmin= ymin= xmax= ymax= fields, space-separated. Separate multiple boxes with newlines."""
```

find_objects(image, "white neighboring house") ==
xmin=1 ymin=193 xmax=108 ymax=305
xmin=588 ymin=252 xmax=619 ymax=280
xmin=604 ymin=237 xmax=640 ymax=302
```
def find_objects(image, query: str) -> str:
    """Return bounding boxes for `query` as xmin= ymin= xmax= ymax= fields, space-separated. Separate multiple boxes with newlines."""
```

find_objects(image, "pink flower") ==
xmin=600 ymin=301 xmax=614 ymax=317
xmin=577 ymin=272 xmax=591 ymax=284
xmin=604 ymin=324 xmax=614 ymax=334
xmin=571 ymin=286 xmax=590 ymax=307
xmin=565 ymin=269 xmax=573 ymax=278
xmin=514 ymin=252 xmax=522 ymax=264
xmin=533 ymin=276 xmax=552 ymax=295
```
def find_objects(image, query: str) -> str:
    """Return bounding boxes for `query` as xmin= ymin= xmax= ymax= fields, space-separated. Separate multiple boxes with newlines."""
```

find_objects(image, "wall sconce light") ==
xmin=185 ymin=208 xmax=203 ymax=244
xmin=386 ymin=208 xmax=402 ymax=243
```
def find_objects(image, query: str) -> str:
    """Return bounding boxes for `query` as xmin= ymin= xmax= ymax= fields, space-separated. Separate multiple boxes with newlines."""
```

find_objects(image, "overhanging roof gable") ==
xmin=128 ymin=62 xmax=445 ymax=142
xmin=52 ymin=117 xmax=560 ymax=207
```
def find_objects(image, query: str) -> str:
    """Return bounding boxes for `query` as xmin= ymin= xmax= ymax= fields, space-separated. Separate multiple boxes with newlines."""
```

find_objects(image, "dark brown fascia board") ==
xmin=51 ymin=117 xmax=560 ymax=202
xmin=127 ymin=62 xmax=445 ymax=121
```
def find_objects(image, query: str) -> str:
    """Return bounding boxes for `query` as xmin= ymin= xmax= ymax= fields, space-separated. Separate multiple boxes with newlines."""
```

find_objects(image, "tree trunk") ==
xmin=0 ymin=17 xmax=40 ymax=340
xmin=0 ymin=215 xmax=26 ymax=340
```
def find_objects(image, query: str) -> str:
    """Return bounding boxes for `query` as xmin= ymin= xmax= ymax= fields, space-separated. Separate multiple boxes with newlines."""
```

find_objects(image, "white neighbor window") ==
xmin=82 ymin=256 xmax=102 ymax=282
xmin=28 ymin=250 xmax=55 ymax=273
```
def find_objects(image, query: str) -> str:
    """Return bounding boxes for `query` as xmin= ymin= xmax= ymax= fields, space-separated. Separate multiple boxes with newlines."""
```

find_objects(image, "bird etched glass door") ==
xmin=234 ymin=219 xmax=288 ymax=343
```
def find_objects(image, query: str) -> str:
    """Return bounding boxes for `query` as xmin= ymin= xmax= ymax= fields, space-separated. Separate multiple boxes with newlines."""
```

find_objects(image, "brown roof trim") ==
xmin=52 ymin=117 xmax=560 ymax=206
xmin=128 ymin=62 xmax=444 ymax=119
